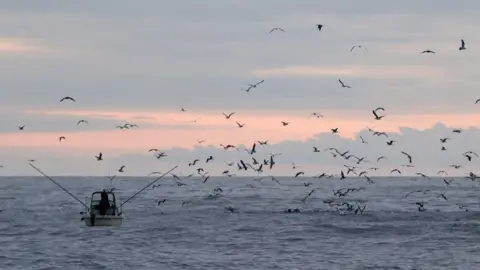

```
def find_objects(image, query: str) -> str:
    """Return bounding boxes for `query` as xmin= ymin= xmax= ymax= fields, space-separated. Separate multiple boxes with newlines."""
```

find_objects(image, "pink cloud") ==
xmin=5 ymin=109 xmax=480 ymax=151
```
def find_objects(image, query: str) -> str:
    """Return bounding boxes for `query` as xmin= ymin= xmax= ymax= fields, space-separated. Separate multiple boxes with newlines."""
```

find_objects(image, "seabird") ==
xmin=60 ymin=96 xmax=76 ymax=102
xmin=459 ymin=39 xmax=466 ymax=51
xmin=338 ymin=79 xmax=351 ymax=88
xmin=269 ymin=27 xmax=285 ymax=33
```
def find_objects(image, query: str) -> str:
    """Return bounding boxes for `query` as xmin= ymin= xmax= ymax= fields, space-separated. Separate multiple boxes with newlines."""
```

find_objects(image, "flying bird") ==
xmin=459 ymin=39 xmax=466 ymax=51
xmin=338 ymin=79 xmax=351 ymax=88
xmin=372 ymin=109 xmax=385 ymax=120
xmin=118 ymin=166 xmax=125 ymax=173
xmin=95 ymin=152 xmax=103 ymax=161
xmin=421 ymin=50 xmax=435 ymax=54
xmin=401 ymin=151 xmax=412 ymax=164
xmin=60 ymin=96 xmax=76 ymax=102
xmin=309 ymin=112 xmax=324 ymax=118
xmin=236 ymin=122 xmax=245 ymax=128
xmin=317 ymin=24 xmax=323 ymax=31
xmin=269 ymin=27 xmax=284 ymax=33
xmin=77 ymin=120 xmax=89 ymax=125
xmin=350 ymin=45 xmax=368 ymax=52
xmin=223 ymin=112 xmax=235 ymax=119
xmin=58 ymin=136 xmax=66 ymax=142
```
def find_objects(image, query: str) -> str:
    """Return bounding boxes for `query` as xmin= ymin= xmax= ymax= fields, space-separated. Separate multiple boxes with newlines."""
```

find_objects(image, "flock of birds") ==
xmin=4 ymin=24 xmax=479 ymax=215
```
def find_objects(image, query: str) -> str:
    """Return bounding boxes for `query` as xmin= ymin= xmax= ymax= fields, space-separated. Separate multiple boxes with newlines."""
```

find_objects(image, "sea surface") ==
xmin=1 ymin=176 xmax=480 ymax=270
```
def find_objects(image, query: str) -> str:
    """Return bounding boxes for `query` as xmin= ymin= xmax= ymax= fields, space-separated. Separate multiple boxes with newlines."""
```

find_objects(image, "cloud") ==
xmin=250 ymin=64 xmax=445 ymax=80
xmin=0 ymin=39 xmax=42 ymax=53
xmin=0 ymin=1 xmax=480 ymax=175
xmin=1 ymin=123 xmax=480 ymax=177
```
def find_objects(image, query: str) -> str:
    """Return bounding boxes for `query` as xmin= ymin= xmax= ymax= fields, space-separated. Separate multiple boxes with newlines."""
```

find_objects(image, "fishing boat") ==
xmin=28 ymin=162 xmax=178 ymax=228
xmin=81 ymin=190 xmax=124 ymax=227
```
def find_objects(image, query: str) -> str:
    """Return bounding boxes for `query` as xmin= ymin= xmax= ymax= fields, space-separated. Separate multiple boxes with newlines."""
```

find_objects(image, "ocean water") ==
xmin=1 ymin=176 xmax=480 ymax=270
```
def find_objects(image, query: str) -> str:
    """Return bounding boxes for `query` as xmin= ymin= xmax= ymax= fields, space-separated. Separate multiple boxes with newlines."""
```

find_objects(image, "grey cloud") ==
xmin=2 ymin=123 xmax=479 ymax=176
xmin=0 ymin=0 xmax=478 ymax=119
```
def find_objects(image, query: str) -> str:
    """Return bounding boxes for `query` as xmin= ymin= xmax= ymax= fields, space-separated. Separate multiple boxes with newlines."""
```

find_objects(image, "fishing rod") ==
xmin=29 ymin=163 xmax=87 ymax=208
xmin=120 ymin=165 xmax=178 ymax=207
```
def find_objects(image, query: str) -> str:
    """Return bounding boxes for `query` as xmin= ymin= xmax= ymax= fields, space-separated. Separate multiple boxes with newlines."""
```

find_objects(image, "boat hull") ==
xmin=82 ymin=214 xmax=124 ymax=227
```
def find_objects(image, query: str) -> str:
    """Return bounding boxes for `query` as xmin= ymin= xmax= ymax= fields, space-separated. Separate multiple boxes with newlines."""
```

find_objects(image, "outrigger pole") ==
xmin=120 ymin=165 xmax=178 ymax=207
xmin=29 ymin=163 xmax=87 ymax=208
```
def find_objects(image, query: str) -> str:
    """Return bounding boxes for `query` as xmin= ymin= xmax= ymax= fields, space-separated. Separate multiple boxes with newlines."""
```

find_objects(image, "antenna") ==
xmin=120 ymin=165 xmax=178 ymax=207
xmin=29 ymin=163 xmax=87 ymax=207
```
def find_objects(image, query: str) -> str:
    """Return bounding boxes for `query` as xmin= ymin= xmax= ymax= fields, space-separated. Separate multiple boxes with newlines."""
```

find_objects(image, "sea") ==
xmin=1 ymin=176 xmax=480 ymax=270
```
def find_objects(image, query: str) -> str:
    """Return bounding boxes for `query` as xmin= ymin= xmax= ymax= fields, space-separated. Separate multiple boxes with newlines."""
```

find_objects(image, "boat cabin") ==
xmin=88 ymin=190 xmax=120 ymax=216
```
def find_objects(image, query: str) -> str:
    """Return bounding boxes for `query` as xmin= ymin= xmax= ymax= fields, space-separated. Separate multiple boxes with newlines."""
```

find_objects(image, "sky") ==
xmin=1 ymin=0 xmax=480 ymax=177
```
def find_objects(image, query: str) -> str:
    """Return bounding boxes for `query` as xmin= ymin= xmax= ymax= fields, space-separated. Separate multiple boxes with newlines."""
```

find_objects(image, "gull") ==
xmin=377 ymin=156 xmax=387 ymax=163
xmin=415 ymin=173 xmax=430 ymax=180
xmin=155 ymin=152 xmax=167 ymax=159
xmin=116 ymin=125 xmax=129 ymax=130
xmin=421 ymin=50 xmax=435 ymax=54
xmin=197 ymin=139 xmax=205 ymax=144
xmin=440 ymin=137 xmax=450 ymax=143
xmin=391 ymin=169 xmax=401 ymax=174
xmin=269 ymin=27 xmax=284 ymax=33
xmin=244 ymin=80 xmax=264 ymax=92
xmin=475 ymin=98 xmax=480 ymax=104
xmin=189 ymin=159 xmax=199 ymax=167
xmin=223 ymin=112 xmax=235 ymax=119
xmin=77 ymin=120 xmax=88 ymax=125
xmin=459 ymin=39 xmax=466 ymax=51
xmin=95 ymin=152 xmax=103 ymax=161
xmin=338 ymin=79 xmax=351 ymax=88
xmin=220 ymin=144 xmax=237 ymax=150
xmin=364 ymin=175 xmax=374 ymax=184
xmin=437 ymin=193 xmax=448 ymax=201
xmin=331 ymin=128 xmax=338 ymax=134
xmin=373 ymin=131 xmax=388 ymax=138
xmin=317 ymin=24 xmax=323 ymax=31
xmin=443 ymin=178 xmax=454 ymax=186
xmin=309 ymin=112 xmax=324 ymax=118
xmin=148 ymin=171 xmax=162 ymax=176
xmin=258 ymin=140 xmax=268 ymax=145
xmin=401 ymin=151 xmax=412 ymax=164
xmin=18 ymin=125 xmax=25 ymax=130
xmin=58 ymin=136 xmax=66 ymax=142
xmin=452 ymin=129 xmax=462 ymax=133
xmin=372 ymin=109 xmax=385 ymax=120
xmin=148 ymin=148 xmax=159 ymax=152
xmin=359 ymin=136 xmax=367 ymax=144
xmin=437 ymin=170 xmax=448 ymax=176
xmin=118 ymin=166 xmax=125 ymax=173
xmin=236 ymin=122 xmax=245 ymax=128
xmin=181 ymin=108 xmax=186 ymax=112
xmin=295 ymin=172 xmax=305 ymax=178
xmin=60 ymin=96 xmax=75 ymax=102
xmin=281 ymin=121 xmax=290 ymax=126
xmin=350 ymin=45 xmax=368 ymax=52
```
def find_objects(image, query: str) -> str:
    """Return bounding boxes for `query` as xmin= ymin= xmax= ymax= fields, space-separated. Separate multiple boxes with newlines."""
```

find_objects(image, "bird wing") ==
xmin=461 ymin=39 xmax=465 ymax=47
xmin=372 ymin=110 xmax=379 ymax=118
